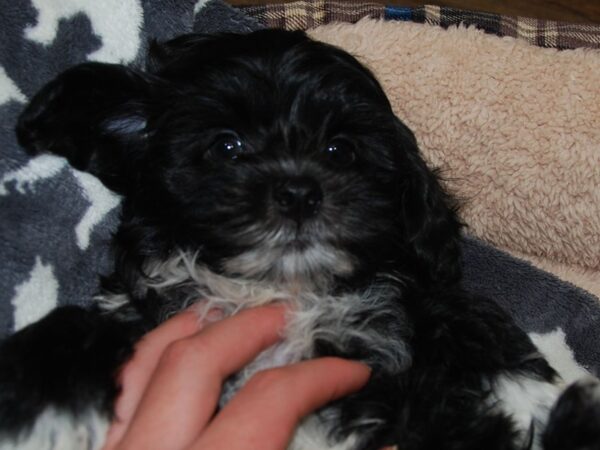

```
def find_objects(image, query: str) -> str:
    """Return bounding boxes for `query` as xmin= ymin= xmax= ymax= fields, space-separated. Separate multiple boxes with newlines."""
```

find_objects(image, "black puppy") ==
xmin=1 ymin=30 xmax=598 ymax=450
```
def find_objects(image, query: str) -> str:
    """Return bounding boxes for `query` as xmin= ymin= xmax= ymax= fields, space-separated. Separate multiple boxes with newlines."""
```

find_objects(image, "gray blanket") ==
xmin=0 ymin=0 xmax=598 ymax=381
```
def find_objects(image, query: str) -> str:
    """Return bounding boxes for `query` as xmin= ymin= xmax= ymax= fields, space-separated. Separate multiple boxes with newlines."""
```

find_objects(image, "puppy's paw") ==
xmin=543 ymin=377 xmax=600 ymax=450
xmin=0 ymin=306 xmax=137 ymax=449
xmin=0 ymin=408 xmax=109 ymax=450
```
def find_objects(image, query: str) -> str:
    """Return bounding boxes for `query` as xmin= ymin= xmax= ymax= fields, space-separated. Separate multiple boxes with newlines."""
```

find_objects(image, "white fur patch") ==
xmin=25 ymin=0 xmax=143 ymax=63
xmin=0 ymin=408 xmax=109 ymax=450
xmin=72 ymin=171 xmax=121 ymax=250
xmin=223 ymin=243 xmax=354 ymax=291
xmin=0 ymin=155 xmax=66 ymax=196
xmin=485 ymin=374 xmax=561 ymax=449
xmin=118 ymin=252 xmax=409 ymax=371
xmin=11 ymin=257 xmax=58 ymax=332
xmin=98 ymin=251 xmax=410 ymax=448
xmin=289 ymin=416 xmax=359 ymax=450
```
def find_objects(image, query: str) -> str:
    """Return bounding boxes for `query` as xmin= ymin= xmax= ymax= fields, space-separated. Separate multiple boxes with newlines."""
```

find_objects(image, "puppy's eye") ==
xmin=322 ymin=139 xmax=356 ymax=167
xmin=209 ymin=134 xmax=245 ymax=161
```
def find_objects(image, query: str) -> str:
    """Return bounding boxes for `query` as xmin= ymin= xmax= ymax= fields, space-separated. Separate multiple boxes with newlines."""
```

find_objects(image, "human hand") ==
xmin=102 ymin=305 xmax=372 ymax=450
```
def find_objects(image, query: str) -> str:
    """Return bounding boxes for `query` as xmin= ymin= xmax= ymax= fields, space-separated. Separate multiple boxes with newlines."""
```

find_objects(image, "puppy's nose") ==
xmin=274 ymin=177 xmax=323 ymax=221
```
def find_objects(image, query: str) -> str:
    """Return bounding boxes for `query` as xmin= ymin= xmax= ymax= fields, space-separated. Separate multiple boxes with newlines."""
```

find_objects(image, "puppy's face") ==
xmin=147 ymin=33 xmax=405 ymax=285
xmin=17 ymin=30 xmax=461 ymax=288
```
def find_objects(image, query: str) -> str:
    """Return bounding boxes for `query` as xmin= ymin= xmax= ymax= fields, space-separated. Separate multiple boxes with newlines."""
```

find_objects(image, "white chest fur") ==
xmin=99 ymin=252 xmax=411 ymax=377
xmin=98 ymin=251 xmax=412 ymax=449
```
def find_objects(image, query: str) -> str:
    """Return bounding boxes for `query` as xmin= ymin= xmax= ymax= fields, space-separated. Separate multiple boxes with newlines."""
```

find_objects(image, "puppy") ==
xmin=1 ymin=29 xmax=599 ymax=450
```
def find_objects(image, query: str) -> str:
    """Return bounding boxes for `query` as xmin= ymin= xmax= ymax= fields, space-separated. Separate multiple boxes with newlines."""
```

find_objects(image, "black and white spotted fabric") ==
xmin=0 ymin=0 xmax=261 ymax=335
xmin=0 ymin=0 xmax=598 ymax=382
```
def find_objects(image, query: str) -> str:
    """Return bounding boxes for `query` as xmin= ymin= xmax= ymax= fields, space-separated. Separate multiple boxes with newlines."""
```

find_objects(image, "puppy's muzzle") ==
xmin=273 ymin=176 xmax=323 ymax=223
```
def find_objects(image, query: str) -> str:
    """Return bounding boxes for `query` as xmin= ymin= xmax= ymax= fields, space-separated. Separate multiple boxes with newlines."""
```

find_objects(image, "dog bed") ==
xmin=0 ymin=0 xmax=598 ymax=386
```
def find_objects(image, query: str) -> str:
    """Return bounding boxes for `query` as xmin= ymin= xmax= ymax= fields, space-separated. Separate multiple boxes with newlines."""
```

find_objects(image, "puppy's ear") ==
xmin=16 ymin=62 xmax=155 ymax=194
xmin=396 ymin=119 xmax=463 ymax=286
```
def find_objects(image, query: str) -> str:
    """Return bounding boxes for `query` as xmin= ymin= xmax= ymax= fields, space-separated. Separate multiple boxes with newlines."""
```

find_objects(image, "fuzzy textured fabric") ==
xmin=0 ymin=0 xmax=259 ymax=336
xmin=309 ymin=19 xmax=600 ymax=298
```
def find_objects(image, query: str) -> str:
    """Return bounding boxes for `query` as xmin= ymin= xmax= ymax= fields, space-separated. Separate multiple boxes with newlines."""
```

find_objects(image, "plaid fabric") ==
xmin=394 ymin=5 xmax=600 ymax=49
xmin=239 ymin=2 xmax=600 ymax=50
xmin=238 ymin=0 xmax=385 ymax=30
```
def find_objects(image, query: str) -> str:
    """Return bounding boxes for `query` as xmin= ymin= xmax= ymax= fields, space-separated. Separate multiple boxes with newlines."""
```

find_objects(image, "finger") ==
xmin=191 ymin=357 xmax=371 ymax=450
xmin=104 ymin=309 xmax=203 ymax=449
xmin=116 ymin=304 xmax=288 ymax=450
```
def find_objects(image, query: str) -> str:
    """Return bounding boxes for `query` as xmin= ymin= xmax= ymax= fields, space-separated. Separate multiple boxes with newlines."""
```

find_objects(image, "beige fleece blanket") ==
xmin=310 ymin=19 xmax=600 ymax=298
